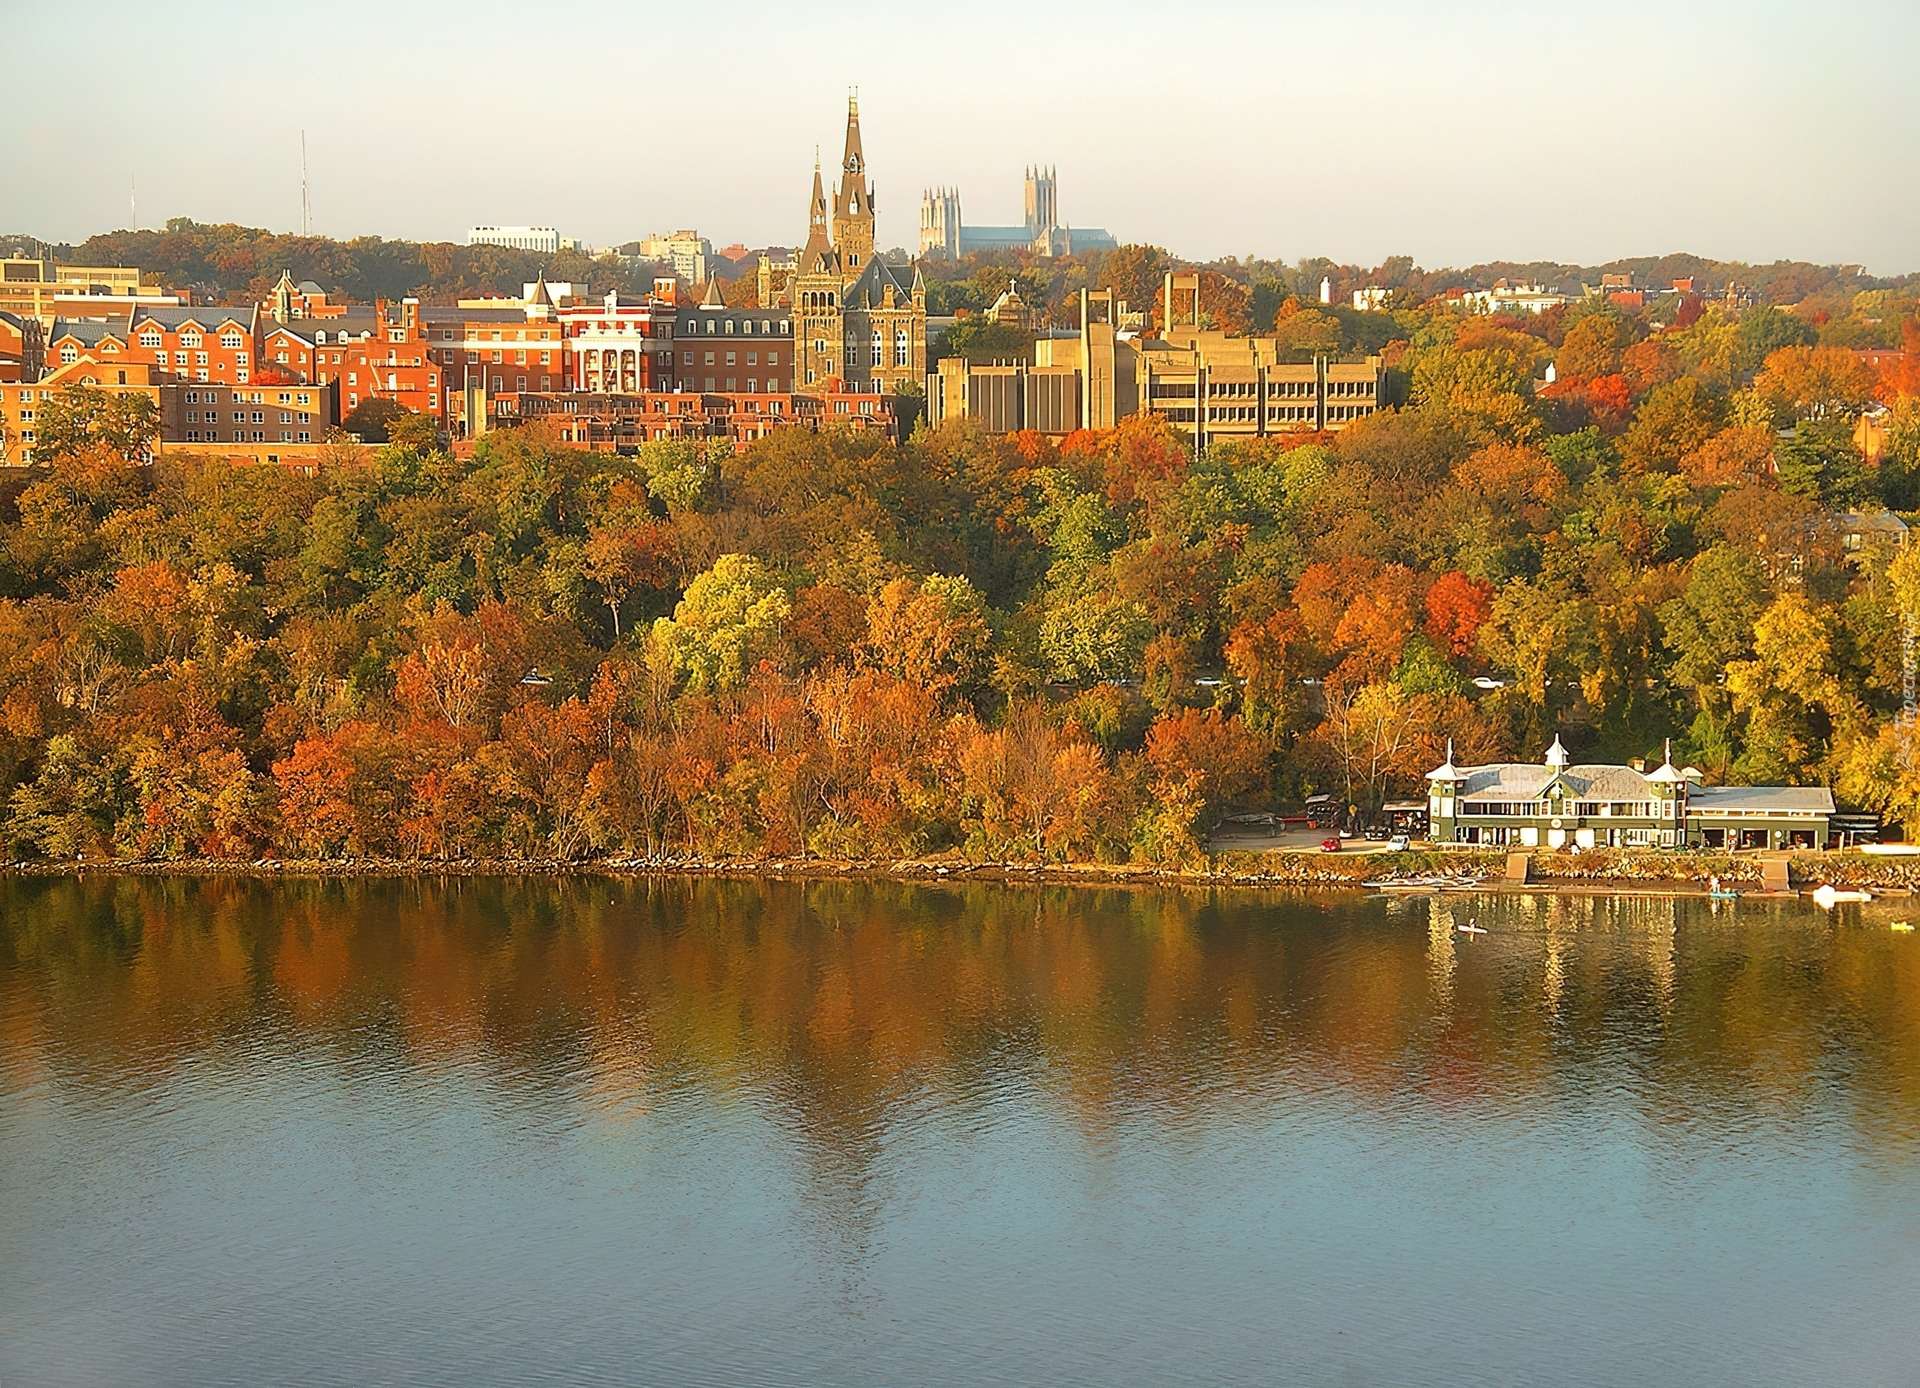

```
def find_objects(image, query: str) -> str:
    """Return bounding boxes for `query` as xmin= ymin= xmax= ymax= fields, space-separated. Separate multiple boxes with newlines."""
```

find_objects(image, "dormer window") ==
xmin=181 ymin=331 xmax=202 ymax=348
xmin=221 ymin=331 xmax=243 ymax=349
xmin=138 ymin=331 xmax=161 ymax=348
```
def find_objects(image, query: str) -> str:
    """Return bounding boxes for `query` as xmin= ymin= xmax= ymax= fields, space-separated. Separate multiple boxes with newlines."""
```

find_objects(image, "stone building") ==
xmin=789 ymin=98 xmax=927 ymax=396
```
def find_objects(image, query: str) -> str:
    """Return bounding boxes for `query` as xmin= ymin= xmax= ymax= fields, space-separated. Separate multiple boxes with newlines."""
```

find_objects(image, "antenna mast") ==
xmin=130 ymin=175 xmax=136 ymax=232
xmin=301 ymin=131 xmax=310 ymax=236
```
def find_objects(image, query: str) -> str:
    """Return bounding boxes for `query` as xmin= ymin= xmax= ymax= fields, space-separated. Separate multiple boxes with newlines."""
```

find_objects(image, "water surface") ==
xmin=3 ymin=876 xmax=1919 ymax=1386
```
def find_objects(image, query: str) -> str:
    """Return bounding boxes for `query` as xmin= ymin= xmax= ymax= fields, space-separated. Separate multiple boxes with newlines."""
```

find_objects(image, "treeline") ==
xmin=3 ymin=289 xmax=1920 ymax=864
xmin=4 ymin=219 xmax=667 ymax=306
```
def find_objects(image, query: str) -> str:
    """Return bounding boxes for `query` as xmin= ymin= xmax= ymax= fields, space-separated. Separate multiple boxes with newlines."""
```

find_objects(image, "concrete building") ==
xmin=468 ymin=226 xmax=563 ymax=254
xmin=0 ymin=256 xmax=173 ymax=325
xmin=1426 ymin=737 xmax=1836 ymax=851
xmin=918 ymin=168 xmax=1118 ymax=260
xmin=637 ymin=231 xmax=712 ymax=284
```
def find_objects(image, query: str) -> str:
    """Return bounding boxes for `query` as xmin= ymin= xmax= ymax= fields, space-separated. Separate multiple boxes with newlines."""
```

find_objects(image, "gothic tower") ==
xmin=830 ymin=95 xmax=875 ymax=271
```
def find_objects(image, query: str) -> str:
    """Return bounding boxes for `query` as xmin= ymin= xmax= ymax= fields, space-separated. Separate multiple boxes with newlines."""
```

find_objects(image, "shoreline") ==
xmin=5 ymin=849 xmax=1916 ymax=898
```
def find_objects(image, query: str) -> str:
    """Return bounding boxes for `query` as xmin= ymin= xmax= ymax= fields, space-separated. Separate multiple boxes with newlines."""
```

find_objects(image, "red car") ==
xmin=1320 ymin=837 xmax=1343 ymax=853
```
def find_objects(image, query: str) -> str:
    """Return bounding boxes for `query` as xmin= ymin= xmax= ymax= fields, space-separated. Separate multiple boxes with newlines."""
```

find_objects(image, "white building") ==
xmin=636 ymin=231 xmax=712 ymax=284
xmin=1449 ymin=280 xmax=1574 ymax=316
xmin=468 ymin=226 xmax=563 ymax=254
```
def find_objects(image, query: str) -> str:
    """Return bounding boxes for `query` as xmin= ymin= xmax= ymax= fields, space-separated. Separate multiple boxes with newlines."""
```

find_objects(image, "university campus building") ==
xmin=929 ymin=270 xmax=1385 ymax=442
xmin=790 ymin=98 xmax=929 ymax=397
xmin=1426 ymin=737 xmax=1837 ymax=852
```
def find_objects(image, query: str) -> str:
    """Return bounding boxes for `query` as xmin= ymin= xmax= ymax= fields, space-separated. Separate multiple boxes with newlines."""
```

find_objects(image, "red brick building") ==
xmin=125 ymin=305 xmax=261 ymax=385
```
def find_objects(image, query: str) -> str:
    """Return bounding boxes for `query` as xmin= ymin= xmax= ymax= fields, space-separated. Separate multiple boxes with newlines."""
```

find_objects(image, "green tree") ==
xmin=650 ymin=553 xmax=791 ymax=693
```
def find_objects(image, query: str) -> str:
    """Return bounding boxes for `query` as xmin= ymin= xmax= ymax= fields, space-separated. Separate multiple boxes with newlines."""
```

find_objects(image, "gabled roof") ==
xmin=698 ymin=277 xmax=725 ymax=309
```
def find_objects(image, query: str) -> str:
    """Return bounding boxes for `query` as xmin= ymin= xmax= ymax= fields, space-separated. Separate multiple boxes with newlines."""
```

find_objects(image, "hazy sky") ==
xmin=7 ymin=0 xmax=1918 ymax=273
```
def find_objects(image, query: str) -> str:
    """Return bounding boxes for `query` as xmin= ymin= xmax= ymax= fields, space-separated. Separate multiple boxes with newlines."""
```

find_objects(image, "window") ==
xmin=895 ymin=328 xmax=909 ymax=366
xmin=251 ymin=411 xmax=265 ymax=424
xmin=59 ymin=345 xmax=77 ymax=364
xmin=704 ymin=352 xmax=714 ymax=366
xmin=279 ymin=412 xmax=292 ymax=424
xmin=181 ymin=332 xmax=202 ymax=348
xmin=725 ymin=352 xmax=735 ymax=366
xmin=174 ymin=351 xmax=189 ymax=365
xmin=139 ymin=331 xmax=161 ymax=348
xmin=767 ymin=351 xmax=778 ymax=366
xmin=221 ymin=332 xmax=243 ymax=350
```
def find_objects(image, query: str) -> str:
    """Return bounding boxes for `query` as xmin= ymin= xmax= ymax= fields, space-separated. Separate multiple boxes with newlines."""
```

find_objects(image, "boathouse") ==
xmin=1426 ymin=737 xmax=1834 ymax=851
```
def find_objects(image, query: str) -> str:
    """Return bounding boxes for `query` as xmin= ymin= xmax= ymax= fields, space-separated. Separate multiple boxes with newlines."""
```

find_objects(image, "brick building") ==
xmin=124 ymin=305 xmax=262 ymax=386
xmin=671 ymin=278 xmax=793 ymax=393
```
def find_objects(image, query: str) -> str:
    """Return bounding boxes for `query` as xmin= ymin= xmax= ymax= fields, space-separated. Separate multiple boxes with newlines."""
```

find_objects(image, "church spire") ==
xmin=831 ymin=92 xmax=874 ymax=270
xmin=799 ymin=150 xmax=836 ymax=273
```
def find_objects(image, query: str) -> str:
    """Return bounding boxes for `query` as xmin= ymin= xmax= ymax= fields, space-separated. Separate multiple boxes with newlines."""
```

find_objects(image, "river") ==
xmin=3 ymin=876 xmax=1918 ymax=1386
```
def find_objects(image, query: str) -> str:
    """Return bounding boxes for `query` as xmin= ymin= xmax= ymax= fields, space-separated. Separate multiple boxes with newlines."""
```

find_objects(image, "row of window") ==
xmin=184 ymin=390 xmax=314 ymax=406
xmin=682 ymin=379 xmax=788 ymax=393
xmin=684 ymin=319 xmax=789 ymax=336
xmin=681 ymin=350 xmax=781 ymax=367
xmin=186 ymin=411 xmax=311 ymax=425
xmin=434 ymin=328 xmax=561 ymax=342
xmin=182 ymin=430 xmax=313 ymax=444
xmin=1457 ymin=801 xmax=1671 ymax=819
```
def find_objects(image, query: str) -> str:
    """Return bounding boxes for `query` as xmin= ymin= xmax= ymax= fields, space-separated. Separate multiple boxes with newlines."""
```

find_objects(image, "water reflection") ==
xmin=5 ymin=876 xmax=1920 ymax=1386
xmin=7 ymin=878 xmax=1920 ymax=1160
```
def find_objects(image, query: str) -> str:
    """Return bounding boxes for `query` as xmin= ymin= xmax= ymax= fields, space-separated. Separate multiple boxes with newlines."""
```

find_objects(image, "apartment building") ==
xmin=122 ymin=305 xmax=262 ymax=386
xmin=671 ymin=280 xmax=793 ymax=394
xmin=491 ymin=386 xmax=904 ymax=449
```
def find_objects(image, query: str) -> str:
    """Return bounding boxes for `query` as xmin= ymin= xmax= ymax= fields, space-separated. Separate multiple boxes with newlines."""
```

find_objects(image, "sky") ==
xmin=5 ymin=0 xmax=1918 ymax=274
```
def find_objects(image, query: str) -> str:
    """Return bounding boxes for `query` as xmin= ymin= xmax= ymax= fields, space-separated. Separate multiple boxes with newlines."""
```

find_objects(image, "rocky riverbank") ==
xmin=6 ymin=846 xmax=1917 ymax=894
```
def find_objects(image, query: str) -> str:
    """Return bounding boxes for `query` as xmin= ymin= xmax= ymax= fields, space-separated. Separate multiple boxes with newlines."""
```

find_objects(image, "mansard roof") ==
xmin=128 ymin=304 xmax=258 ymax=333
xmin=839 ymin=256 xmax=916 ymax=310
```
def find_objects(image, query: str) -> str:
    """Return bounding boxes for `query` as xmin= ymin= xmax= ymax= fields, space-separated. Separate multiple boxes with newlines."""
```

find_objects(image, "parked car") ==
xmin=1320 ymin=837 xmax=1343 ymax=853
xmin=1362 ymin=824 xmax=1390 ymax=841
xmin=1387 ymin=834 xmax=1411 ymax=852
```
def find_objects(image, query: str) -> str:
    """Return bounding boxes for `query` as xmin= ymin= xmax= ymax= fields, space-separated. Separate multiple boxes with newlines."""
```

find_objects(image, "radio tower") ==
xmin=301 ymin=131 xmax=311 ymax=236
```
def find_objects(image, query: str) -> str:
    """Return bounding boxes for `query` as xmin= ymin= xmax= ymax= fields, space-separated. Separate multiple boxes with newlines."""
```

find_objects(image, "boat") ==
xmin=1811 ymin=884 xmax=1873 ymax=908
xmin=1893 ymin=922 xmax=1914 ymax=933
xmin=1706 ymin=875 xmax=1739 ymax=901
xmin=1455 ymin=920 xmax=1488 ymax=935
